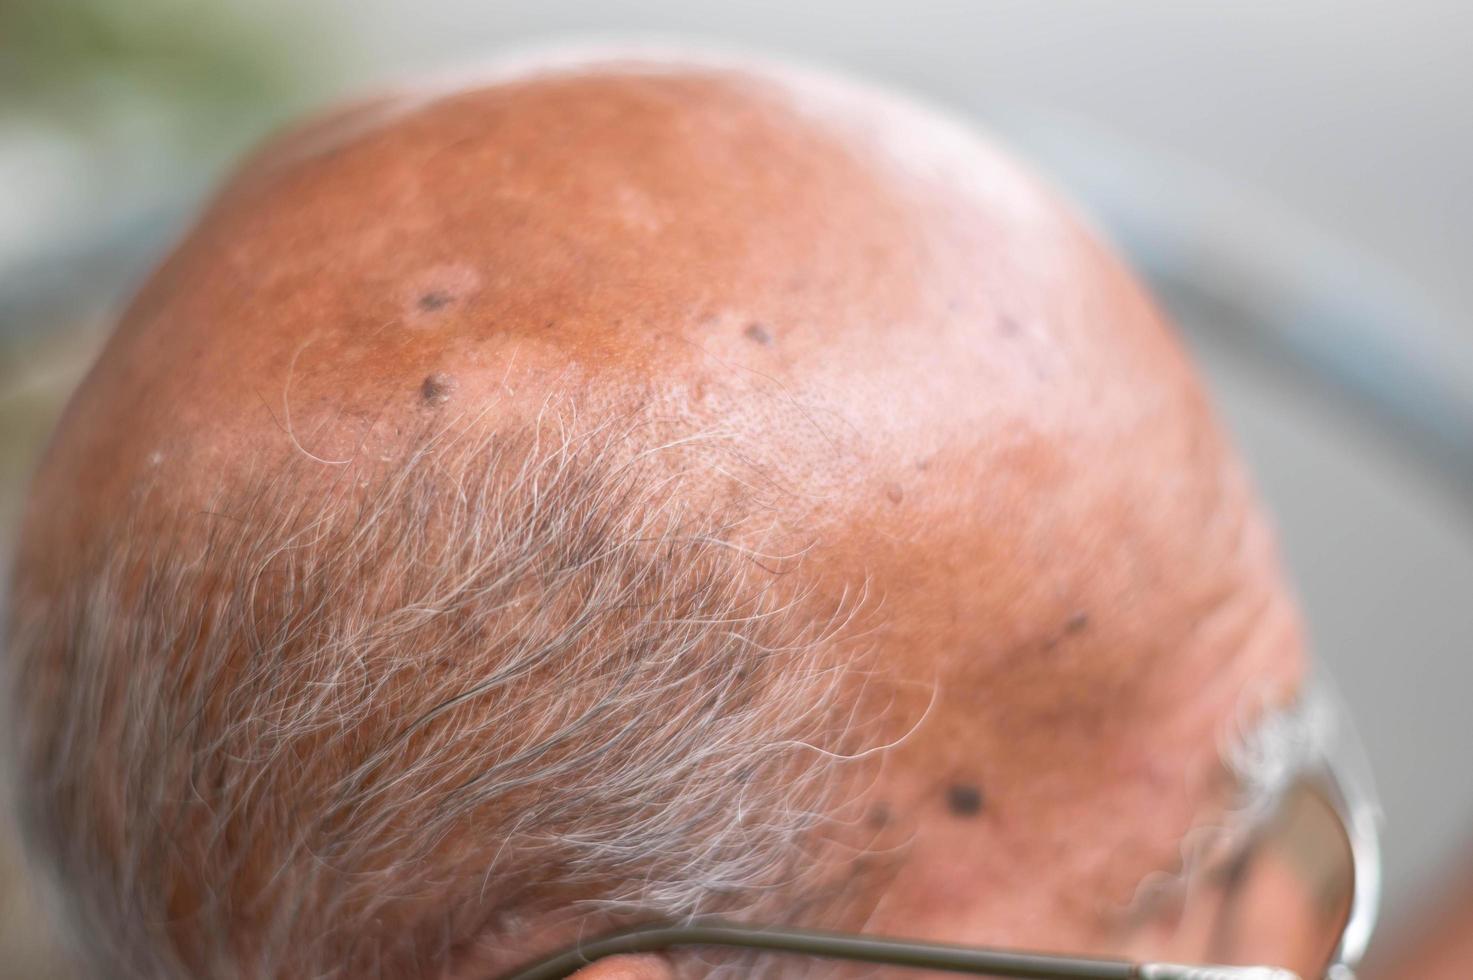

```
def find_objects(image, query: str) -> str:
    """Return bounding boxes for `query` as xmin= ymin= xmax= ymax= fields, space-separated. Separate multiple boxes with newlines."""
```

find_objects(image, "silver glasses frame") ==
xmin=1319 ymin=698 xmax=1383 ymax=979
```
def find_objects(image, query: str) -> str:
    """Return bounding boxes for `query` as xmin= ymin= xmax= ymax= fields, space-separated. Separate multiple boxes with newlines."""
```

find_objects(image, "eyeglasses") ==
xmin=505 ymin=687 xmax=1381 ymax=980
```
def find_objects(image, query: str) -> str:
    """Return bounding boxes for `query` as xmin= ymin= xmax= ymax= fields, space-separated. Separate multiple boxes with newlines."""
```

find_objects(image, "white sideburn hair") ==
xmin=4 ymin=421 xmax=870 ymax=979
xmin=1121 ymin=682 xmax=1347 ymax=933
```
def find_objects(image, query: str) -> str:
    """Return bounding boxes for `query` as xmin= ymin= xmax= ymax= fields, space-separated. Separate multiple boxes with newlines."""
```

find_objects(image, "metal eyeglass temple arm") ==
xmin=501 ymin=920 xmax=1303 ymax=980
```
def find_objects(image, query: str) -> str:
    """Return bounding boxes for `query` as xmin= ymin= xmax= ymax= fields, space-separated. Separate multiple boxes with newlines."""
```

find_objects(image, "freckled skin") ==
xmin=14 ymin=57 xmax=1306 ymax=976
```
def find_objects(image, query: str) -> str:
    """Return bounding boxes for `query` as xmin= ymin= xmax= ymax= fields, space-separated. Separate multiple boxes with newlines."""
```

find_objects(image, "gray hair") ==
xmin=4 ymin=420 xmax=871 ymax=979
xmin=1117 ymin=681 xmax=1342 ymax=933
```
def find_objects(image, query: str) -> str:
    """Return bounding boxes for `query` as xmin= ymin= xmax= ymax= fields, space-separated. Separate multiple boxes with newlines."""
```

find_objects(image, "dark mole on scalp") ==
xmin=744 ymin=321 xmax=774 ymax=346
xmin=420 ymin=373 xmax=456 ymax=406
xmin=946 ymin=783 xmax=984 ymax=818
xmin=417 ymin=290 xmax=453 ymax=312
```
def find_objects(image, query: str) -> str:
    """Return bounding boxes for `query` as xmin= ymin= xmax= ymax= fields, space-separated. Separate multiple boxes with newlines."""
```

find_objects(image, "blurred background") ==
xmin=1 ymin=1 xmax=1470 ymax=975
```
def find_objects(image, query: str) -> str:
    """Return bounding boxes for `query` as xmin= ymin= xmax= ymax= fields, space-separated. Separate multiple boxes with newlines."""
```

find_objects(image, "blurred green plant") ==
xmin=0 ymin=0 xmax=330 ymax=159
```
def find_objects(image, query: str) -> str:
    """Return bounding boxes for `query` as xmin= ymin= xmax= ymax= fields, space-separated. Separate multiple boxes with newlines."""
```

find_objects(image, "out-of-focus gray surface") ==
xmin=273 ymin=0 xmax=1473 ymax=910
xmin=1187 ymin=312 xmax=1473 ymax=912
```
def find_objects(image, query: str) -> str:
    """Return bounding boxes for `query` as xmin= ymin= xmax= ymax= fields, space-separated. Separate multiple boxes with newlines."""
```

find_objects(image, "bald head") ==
xmin=7 ymin=54 xmax=1303 ymax=978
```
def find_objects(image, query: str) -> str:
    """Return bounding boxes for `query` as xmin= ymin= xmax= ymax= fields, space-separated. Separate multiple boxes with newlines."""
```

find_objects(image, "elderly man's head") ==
xmin=6 ymin=55 xmax=1316 ymax=979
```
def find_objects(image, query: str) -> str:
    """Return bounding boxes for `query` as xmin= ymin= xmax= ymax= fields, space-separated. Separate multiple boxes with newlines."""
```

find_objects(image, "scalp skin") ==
xmin=12 ymin=54 xmax=1304 ymax=974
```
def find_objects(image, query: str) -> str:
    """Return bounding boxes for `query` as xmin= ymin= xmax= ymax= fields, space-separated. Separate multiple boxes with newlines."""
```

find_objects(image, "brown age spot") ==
xmin=884 ymin=483 xmax=904 ymax=505
xmin=867 ymin=802 xmax=891 ymax=829
xmin=420 ymin=373 xmax=456 ymax=406
xmin=403 ymin=262 xmax=482 ymax=326
xmin=744 ymin=321 xmax=774 ymax=346
xmin=1043 ymin=610 xmax=1091 ymax=651
xmin=946 ymin=783 xmax=984 ymax=818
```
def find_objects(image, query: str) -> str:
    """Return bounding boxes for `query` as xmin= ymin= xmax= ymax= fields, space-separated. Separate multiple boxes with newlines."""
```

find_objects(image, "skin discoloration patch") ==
xmin=614 ymin=184 xmax=666 ymax=232
xmin=867 ymin=802 xmax=891 ymax=829
xmin=884 ymin=483 xmax=904 ymax=505
xmin=420 ymin=373 xmax=456 ymax=406
xmin=946 ymin=783 xmax=984 ymax=818
xmin=744 ymin=322 xmax=774 ymax=346
xmin=1043 ymin=611 xmax=1092 ymax=650
xmin=403 ymin=263 xmax=482 ymax=326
